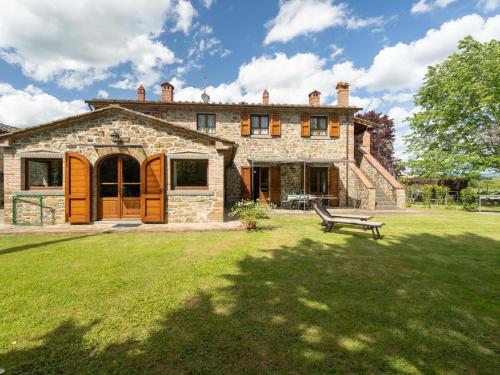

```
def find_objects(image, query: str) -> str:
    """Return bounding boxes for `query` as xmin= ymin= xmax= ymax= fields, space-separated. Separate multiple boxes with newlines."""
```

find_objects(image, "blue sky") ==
xmin=0 ymin=0 xmax=499 ymax=157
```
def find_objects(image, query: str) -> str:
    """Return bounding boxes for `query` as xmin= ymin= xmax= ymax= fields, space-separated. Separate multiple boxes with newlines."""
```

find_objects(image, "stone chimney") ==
xmin=308 ymin=90 xmax=321 ymax=106
xmin=137 ymin=84 xmax=145 ymax=101
xmin=161 ymin=82 xmax=174 ymax=102
xmin=336 ymin=82 xmax=350 ymax=106
xmin=262 ymin=89 xmax=269 ymax=105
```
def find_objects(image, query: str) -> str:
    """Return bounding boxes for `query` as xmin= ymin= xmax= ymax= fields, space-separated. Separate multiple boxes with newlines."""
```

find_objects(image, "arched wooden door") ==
xmin=65 ymin=152 xmax=91 ymax=224
xmin=98 ymin=154 xmax=141 ymax=220
xmin=140 ymin=153 xmax=165 ymax=223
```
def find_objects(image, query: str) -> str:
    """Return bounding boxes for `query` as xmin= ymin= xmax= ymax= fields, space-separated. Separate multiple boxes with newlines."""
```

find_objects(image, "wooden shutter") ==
xmin=301 ymin=114 xmax=311 ymax=137
xmin=270 ymin=165 xmax=281 ymax=205
xmin=329 ymin=165 xmax=339 ymax=206
xmin=270 ymin=114 xmax=281 ymax=136
xmin=64 ymin=152 xmax=91 ymax=224
xmin=329 ymin=115 xmax=340 ymax=137
xmin=140 ymin=153 xmax=165 ymax=223
xmin=300 ymin=165 xmax=311 ymax=193
xmin=240 ymin=166 xmax=251 ymax=199
xmin=241 ymin=113 xmax=250 ymax=136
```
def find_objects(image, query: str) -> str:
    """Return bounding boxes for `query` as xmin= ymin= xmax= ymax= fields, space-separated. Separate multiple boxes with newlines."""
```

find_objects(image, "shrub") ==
xmin=422 ymin=185 xmax=434 ymax=208
xmin=229 ymin=200 xmax=271 ymax=229
xmin=460 ymin=187 xmax=478 ymax=211
xmin=434 ymin=185 xmax=449 ymax=205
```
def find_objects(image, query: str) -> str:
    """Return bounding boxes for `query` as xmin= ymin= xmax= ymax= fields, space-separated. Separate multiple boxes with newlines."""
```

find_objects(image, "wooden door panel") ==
xmin=65 ymin=152 xmax=91 ymax=224
xmin=99 ymin=198 xmax=120 ymax=219
xmin=329 ymin=166 xmax=340 ymax=207
xmin=122 ymin=198 xmax=141 ymax=218
xmin=141 ymin=154 xmax=165 ymax=223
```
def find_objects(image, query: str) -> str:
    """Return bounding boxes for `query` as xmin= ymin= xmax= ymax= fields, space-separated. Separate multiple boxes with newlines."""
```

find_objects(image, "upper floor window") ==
xmin=197 ymin=114 xmax=216 ymax=134
xmin=311 ymin=116 xmax=328 ymax=136
xmin=251 ymin=115 xmax=269 ymax=135
xmin=25 ymin=159 xmax=63 ymax=190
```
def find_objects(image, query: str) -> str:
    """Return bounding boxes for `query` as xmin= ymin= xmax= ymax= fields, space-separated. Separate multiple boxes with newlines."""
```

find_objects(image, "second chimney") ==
xmin=336 ymin=82 xmax=350 ymax=106
xmin=161 ymin=82 xmax=174 ymax=102
xmin=137 ymin=84 xmax=145 ymax=101
xmin=262 ymin=89 xmax=269 ymax=105
xmin=308 ymin=90 xmax=321 ymax=106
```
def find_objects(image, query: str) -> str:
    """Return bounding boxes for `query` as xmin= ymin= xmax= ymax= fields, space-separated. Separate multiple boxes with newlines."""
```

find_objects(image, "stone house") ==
xmin=0 ymin=82 xmax=404 ymax=225
xmin=0 ymin=123 xmax=18 ymax=208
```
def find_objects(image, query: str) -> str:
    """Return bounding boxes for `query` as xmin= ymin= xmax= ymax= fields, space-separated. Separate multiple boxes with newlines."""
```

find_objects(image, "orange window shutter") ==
xmin=329 ymin=115 xmax=340 ymax=137
xmin=271 ymin=114 xmax=281 ymax=136
xmin=329 ymin=166 xmax=340 ymax=206
xmin=240 ymin=166 xmax=251 ymax=199
xmin=140 ymin=153 xmax=165 ymax=223
xmin=241 ymin=113 xmax=250 ymax=136
xmin=301 ymin=114 xmax=311 ymax=137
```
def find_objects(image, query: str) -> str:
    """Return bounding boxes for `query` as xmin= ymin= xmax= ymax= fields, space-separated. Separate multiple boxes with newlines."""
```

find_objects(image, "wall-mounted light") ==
xmin=110 ymin=130 xmax=121 ymax=144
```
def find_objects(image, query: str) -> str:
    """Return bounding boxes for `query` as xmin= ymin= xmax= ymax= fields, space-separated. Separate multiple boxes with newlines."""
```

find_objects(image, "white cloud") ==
xmin=0 ymin=0 xmax=191 ymax=89
xmin=202 ymin=0 xmax=214 ymax=9
xmin=264 ymin=0 xmax=383 ymax=45
xmin=388 ymin=106 xmax=418 ymax=159
xmin=349 ymin=96 xmax=382 ymax=111
xmin=358 ymin=14 xmax=500 ymax=91
xmin=96 ymin=89 xmax=109 ymax=99
xmin=382 ymin=92 xmax=414 ymax=103
xmin=477 ymin=0 xmax=500 ymax=12
xmin=0 ymin=83 xmax=87 ymax=128
xmin=411 ymin=0 xmax=457 ymax=14
xmin=329 ymin=44 xmax=344 ymax=60
xmin=172 ymin=0 xmax=197 ymax=34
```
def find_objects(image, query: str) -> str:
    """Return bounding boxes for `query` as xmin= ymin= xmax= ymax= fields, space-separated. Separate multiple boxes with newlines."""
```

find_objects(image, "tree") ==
xmin=356 ymin=111 xmax=401 ymax=175
xmin=406 ymin=36 xmax=500 ymax=178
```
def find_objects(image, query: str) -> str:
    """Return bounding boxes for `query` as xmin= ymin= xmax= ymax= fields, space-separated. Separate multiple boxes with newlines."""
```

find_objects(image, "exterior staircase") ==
xmin=375 ymin=189 xmax=397 ymax=210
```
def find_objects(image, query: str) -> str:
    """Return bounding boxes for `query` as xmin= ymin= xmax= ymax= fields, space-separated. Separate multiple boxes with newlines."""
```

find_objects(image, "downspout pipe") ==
xmin=345 ymin=113 xmax=349 ymax=207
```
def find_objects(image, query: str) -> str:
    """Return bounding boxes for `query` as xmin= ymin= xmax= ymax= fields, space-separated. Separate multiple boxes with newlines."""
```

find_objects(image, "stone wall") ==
xmin=12 ymin=195 xmax=64 ymax=225
xmin=161 ymin=109 xmax=355 ymax=207
xmin=348 ymin=164 xmax=375 ymax=210
xmin=356 ymin=148 xmax=405 ymax=209
xmin=3 ymin=111 xmax=225 ymax=224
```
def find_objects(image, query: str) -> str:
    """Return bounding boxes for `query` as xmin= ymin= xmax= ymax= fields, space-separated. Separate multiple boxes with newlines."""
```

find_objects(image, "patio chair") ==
xmin=312 ymin=204 xmax=384 ymax=240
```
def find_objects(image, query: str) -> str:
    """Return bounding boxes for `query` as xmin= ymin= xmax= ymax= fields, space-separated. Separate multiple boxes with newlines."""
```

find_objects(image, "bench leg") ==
xmin=376 ymin=227 xmax=381 ymax=240
xmin=371 ymin=227 xmax=381 ymax=240
xmin=325 ymin=222 xmax=333 ymax=232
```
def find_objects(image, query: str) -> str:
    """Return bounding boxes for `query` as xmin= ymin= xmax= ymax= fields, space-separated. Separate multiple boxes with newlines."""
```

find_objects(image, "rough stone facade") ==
xmin=2 ymin=110 xmax=226 ymax=224
xmin=160 ymin=109 xmax=354 ymax=207
xmin=0 ymin=148 xmax=4 ymax=208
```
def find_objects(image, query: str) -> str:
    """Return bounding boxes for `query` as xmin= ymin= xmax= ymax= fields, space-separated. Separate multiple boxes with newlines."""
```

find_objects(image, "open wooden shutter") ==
xmin=65 ymin=152 xmax=91 ymax=224
xmin=300 ymin=165 xmax=311 ymax=193
xmin=241 ymin=113 xmax=250 ymax=136
xmin=301 ymin=114 xmax=311 ymax=137
xmin=140 ymin=153 xmax=165 ymax=223
xmin=240 ymin=166 xmax=251 ymax=199
xmin=270 ymin=114 xmax=281 ymax=136
xmin=329 ymin=115 xmax=340 ymax=137
xmin=270 ymin=165 xmax=281 ymax=205
xmin=329 ymin=165 xmax=339 ymax=206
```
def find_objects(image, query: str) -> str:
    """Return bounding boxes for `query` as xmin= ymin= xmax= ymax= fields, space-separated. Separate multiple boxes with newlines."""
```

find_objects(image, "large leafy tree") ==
xmin=406 ymin=36 xmax=500 ymax=178
xmin=356 ymin=111 xmax=401 ymax=175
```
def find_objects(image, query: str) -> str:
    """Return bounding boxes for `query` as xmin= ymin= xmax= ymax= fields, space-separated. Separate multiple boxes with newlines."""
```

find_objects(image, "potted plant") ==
xmin=229 ymin=200 xmax=271 ymax=230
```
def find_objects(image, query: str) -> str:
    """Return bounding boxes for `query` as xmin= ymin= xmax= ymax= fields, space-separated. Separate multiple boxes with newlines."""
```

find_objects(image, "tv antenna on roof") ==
xmin=201 ymin=76 xmax=210 ymax=103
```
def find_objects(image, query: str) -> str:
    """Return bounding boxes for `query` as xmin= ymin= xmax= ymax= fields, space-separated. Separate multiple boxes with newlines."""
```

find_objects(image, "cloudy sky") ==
xmin=0 ymin=0 xmax=499 ymax=157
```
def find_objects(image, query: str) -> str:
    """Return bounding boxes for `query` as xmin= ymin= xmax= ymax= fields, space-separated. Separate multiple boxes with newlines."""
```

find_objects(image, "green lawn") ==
xmin=1 ymin=211 xmax=499 ymax=374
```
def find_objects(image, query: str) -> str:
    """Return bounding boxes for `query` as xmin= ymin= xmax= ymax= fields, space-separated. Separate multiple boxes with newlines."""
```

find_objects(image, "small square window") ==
xmin=311 ymin=116 xmax=328 ymax=136
xmin=25 ymin=159 xmax=63 ymax=189
xmin=197 ymin=114 xmax=216 ymax=134
xmin=250 ymin=115 xmax=269 ymax=135
xmin=172 ymin=159 xmax=208 ymax=189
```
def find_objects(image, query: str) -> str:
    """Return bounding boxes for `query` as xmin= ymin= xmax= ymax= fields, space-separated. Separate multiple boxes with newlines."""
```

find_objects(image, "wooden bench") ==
xmin=313 ymin=205 xmax=384 ymax=240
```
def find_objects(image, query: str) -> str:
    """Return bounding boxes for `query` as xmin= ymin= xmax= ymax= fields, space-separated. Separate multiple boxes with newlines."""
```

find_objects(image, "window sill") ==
xmin=250 ymin=135 xmax=273 ymax=139
xmin=310 ymin=136 xmax=331 ymax=140
xmin=167 ymin=190 xmax=214 ymax=196
xmin=15 ymin=190 xmax=64 ymax=196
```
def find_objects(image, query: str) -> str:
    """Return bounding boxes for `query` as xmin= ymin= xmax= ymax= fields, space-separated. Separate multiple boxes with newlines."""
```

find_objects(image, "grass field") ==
xmin=1 ymin=210 xmax=499 ymax=374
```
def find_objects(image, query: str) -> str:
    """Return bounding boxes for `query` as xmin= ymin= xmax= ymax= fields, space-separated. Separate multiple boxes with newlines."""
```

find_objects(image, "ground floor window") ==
xmin=25 ymin=159 xmax=63 ymax=189
xmin=171 ymin=159 xmax=208 ymax=189
xmin=310 ymin=167 xmax=328 ymax=194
